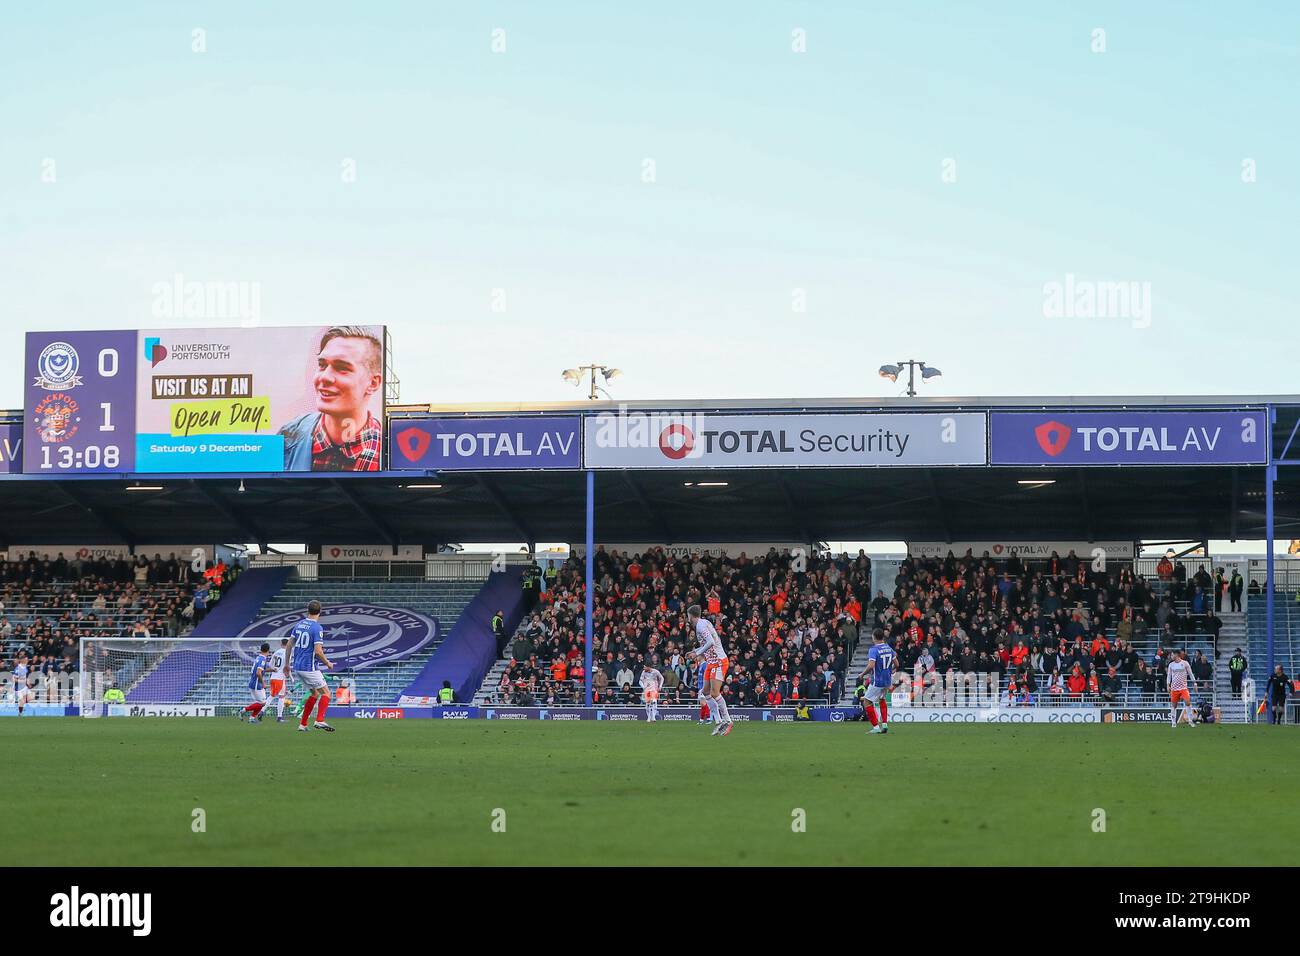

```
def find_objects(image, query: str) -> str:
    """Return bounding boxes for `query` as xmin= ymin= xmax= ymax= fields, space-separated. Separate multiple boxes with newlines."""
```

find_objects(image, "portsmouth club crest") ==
xmin=33 ymin=393 xmax=81 ymax=444
xmin=236 ymin=604 xmax=438 ymax=672
xmin=33 ymin=341 xmax=83 ymax=390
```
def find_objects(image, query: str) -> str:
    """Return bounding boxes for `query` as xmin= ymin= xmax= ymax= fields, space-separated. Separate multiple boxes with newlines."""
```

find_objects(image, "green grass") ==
xmin=2 ymin=719 xmax=1294 ymax=866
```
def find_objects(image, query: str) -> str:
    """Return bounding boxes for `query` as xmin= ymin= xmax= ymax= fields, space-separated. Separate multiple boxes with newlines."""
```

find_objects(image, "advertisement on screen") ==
xmin=24 ymin=326 xmax=386 ymax=475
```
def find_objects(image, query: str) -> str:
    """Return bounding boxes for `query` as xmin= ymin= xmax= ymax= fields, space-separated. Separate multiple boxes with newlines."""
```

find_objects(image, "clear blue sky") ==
xmin=2 ymin=1 xmax=1297 ymax=407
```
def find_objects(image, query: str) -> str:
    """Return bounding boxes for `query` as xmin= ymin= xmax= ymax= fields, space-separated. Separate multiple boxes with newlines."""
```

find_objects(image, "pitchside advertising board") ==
xmin=283 ymin=706 xmax=1168 ymax=723
xmin=583 ymin=411 xmax=987 ymax=468
xmin=990 ymin=410 xmax=1267 ymax=466
xmin=23 ymin=325 xmax=387 ymax=474
xmin=390 ymin=416 xmax=581 ymax=470
xmin=819 ymin=706 xmax=1109 ymax=723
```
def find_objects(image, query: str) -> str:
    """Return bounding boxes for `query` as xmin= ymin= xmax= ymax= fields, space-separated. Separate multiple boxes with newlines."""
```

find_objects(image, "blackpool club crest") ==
xmin=33 ymin=393 xmax=81 ymax=444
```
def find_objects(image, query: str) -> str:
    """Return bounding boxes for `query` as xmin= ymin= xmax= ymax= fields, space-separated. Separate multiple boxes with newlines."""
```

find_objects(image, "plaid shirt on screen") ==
xmin=311 ymin=412 xmax=381 ymax=471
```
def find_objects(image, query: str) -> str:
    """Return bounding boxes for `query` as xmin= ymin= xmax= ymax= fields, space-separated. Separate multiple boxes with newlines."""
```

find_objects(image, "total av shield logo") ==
xmin=395 ymin=426 xmax=432 ymax=462
xmin=1034 ymin=420 xmax=1071 ymax=456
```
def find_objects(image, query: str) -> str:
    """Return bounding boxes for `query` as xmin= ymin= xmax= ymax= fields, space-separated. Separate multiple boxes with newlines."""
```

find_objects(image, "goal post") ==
xmin=79 ymin=636 xmax=270 ymax=718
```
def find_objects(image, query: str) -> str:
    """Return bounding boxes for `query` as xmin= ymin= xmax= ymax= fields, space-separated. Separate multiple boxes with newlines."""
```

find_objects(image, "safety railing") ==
xmin=1247 ymin=558 xmax=1300 ymax=593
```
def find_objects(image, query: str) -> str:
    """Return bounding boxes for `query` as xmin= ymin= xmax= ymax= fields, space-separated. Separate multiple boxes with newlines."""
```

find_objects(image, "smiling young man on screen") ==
xmin=277 ymin=326 xmax=383 ymax=472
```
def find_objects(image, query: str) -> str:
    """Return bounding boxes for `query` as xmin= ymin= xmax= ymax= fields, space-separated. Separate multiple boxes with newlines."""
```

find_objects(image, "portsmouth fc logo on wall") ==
xmin=33 ymin=341 xmax=83 ymax=390
xmin=236 ymin=604 xmax=438 ymax=672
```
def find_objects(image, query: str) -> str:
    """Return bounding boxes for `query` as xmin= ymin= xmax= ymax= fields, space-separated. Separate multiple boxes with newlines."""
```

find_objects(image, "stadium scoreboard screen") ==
xmin=23 ymin=326 xmax=387 ymax=475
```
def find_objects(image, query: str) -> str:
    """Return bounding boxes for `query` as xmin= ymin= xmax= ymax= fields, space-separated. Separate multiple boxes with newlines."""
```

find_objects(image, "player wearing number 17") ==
xmin=288 ymin=600 xmax=336 ymax=733
xmin=239 ymin=643 xmax=271 ymax=723
xmin=863 ymin=629 xmax=894 ymax=735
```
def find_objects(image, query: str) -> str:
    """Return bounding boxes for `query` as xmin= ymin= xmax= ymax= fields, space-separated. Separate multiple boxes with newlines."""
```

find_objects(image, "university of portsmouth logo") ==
xmin=395 ymin=426 xmax=432 ymax=462
xmin=658 ymin=423 xmax=695 ymax=460
xmin=1034 ymin=420 xmax=1071 ymax=457
xmin=143 ymin=336 xmax=168 ymax=367
xmin=34 ymin=341 xmax=83 ymax=390
xmin=236 ymin=604 xmax=437 ymax=671
xmin=33 ymin=393 xmax=81 ymax=444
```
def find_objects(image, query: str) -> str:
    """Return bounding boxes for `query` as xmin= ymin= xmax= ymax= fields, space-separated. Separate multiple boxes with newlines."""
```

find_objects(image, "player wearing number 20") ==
xmin=289 ymin=600 xmax=337 ymax=733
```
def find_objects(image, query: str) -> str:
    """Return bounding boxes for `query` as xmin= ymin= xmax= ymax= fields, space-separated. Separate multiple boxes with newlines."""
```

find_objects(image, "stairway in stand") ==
xmin=1214 ymin=609 xmax=1250 ymax=723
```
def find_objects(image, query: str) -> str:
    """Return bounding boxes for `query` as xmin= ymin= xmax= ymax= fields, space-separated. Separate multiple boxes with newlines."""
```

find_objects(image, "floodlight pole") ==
xmin=1265 ymin=407 xmax=1275 ymax=715
xmin=572 ymin=364 xmax=612 ymax=400
xmin=584 ymin=470 xmax=595 ymax=707
xmin=893 ymin=359 xmax=929 ymax=398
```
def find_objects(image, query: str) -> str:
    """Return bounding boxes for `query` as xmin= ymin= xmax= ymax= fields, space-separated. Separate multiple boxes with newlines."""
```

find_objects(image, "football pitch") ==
xmin=4 ymin=719 xmax=1294 ymax=866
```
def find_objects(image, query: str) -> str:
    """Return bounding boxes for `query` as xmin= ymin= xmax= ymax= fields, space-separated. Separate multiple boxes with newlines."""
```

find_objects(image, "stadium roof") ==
xmin=1 ymin=396 xmax=1297 ymax=551
xmin=394 ymin=393 xmax=1300 ymax=415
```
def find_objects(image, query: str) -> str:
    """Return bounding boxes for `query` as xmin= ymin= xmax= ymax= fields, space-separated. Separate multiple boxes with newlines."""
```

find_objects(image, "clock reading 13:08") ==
xmin=39 ymin=443 xmax=122 ymax=470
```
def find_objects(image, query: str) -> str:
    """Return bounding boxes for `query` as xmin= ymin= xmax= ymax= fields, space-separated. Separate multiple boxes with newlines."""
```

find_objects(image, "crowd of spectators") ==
xmin=495 ymin=546 xmax=1222 ymax=709
xmin=498 ymin=546 xmax=865 ymax=707
xmin=2 ymin=551 xmax=241 ymax=703
xmin=863 ymin=549 xmax=1219 ymax=706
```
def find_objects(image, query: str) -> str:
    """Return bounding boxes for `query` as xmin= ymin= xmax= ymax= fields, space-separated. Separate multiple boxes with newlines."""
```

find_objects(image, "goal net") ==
xmin=79 ymin=637 xmax=279 ymax=718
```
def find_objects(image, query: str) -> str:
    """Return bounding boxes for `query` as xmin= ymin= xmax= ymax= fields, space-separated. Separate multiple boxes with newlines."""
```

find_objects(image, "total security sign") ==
xmin=990 ymin=411 xmax=1266 ymax=466
xmin=583 ymin=412 xmax=987 ymax=468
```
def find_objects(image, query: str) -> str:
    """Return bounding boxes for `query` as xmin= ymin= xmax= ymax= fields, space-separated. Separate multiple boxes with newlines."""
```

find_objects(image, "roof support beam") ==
xmin=330 ymin=479 xmax=401 ymax=552
xmin=924 ymin=469 xmax=953 ymax=541
xmin=1079 ymin=470 xmax=1094 ymax=541
xmin=777 ymin=476 xmax=816 ymax=544
xmin=1229 ymin=468 xmax=1240 ymax=540
xmin=476 ymin=476 xmax=536 ymax=549
xmin=623 ymin=472 xmax=673 ymax=542
xmin=191 ymin=480 xmax=268 ymax=551
xmin=59 ymin=482 xmax=135 ymax=548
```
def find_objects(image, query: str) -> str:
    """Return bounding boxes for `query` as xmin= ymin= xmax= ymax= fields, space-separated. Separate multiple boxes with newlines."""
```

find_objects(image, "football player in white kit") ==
xmin=12 ymin=657 xmax=31 ymax=715
xmin=267 ymin=638 xmax=291 ymax=723
xmin=688 ymin=604 xmax=733 ymax=736
xmin=639 ymin=661 xmax=664 ymax=721
xmin=1166 ymin=649 xmax=1197 ymax=728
